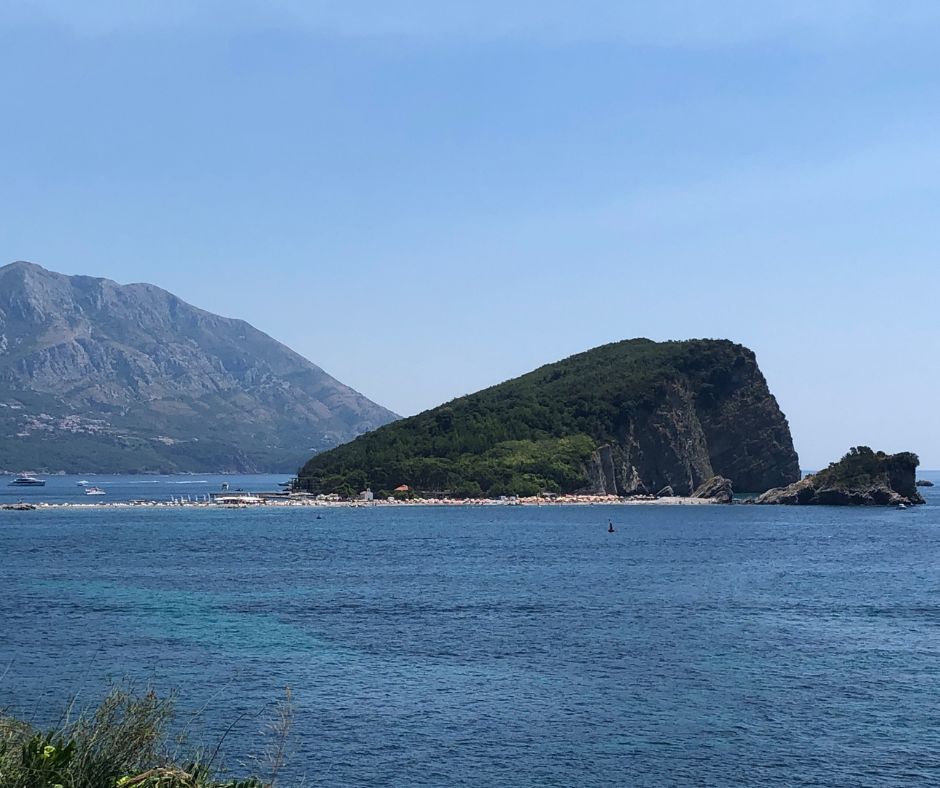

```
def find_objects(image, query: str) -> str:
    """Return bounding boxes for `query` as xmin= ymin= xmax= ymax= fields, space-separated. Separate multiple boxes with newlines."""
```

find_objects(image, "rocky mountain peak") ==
xmin=0 ymin=261 xmax=398 ymax=472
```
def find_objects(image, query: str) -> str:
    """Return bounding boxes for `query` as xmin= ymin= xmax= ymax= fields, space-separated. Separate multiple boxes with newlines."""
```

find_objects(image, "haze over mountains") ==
xmin=0 ymin=261 xmax=397 ymax=473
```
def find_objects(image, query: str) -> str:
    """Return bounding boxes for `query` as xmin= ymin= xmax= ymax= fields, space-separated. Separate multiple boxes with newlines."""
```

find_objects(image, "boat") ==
xmin=76 ymin=480 xmax=90 ymax=487
xmin=84 ymin=486 xmax=106 ymax=496
xmin=9 ymin=473 xmax=46 ymax=487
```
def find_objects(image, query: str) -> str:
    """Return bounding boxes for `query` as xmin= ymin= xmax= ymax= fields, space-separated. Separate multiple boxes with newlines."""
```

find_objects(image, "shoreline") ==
xmin=2 ymin=494 xmax=721 ymax=511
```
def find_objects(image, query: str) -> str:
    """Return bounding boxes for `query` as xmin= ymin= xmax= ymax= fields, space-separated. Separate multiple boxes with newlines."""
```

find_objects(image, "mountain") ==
xmin=0 ymin=261 xmax=398 ymax=473
xmin=297 ymin=338 xmax=800 ymax=497
xmin=756 ymin=447 xmax=923 ymax=506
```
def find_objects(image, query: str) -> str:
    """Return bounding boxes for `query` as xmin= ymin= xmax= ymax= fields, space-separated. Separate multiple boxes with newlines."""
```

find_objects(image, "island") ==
xmin=296 ymin=338 xmax=800 ymax=499
xmin=755 ymin=447 xmax=924 ymax=506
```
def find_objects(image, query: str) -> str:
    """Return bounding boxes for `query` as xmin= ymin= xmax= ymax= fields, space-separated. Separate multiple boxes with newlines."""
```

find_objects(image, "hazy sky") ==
xmin=2 ymin=1 xmax=938 ymax=467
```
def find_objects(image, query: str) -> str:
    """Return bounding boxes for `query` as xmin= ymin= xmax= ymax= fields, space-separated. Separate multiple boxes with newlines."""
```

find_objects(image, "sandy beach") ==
xmin=2 ymin=493 xmax=721 ymax=511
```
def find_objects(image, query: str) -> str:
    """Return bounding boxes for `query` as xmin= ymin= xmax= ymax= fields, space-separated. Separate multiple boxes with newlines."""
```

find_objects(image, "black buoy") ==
xmin=608 ymin=520 xmax=615 ymax=533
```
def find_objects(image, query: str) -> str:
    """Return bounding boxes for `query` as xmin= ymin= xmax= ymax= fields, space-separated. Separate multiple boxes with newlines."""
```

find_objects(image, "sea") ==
xmin=2 ymin=472 xmax=940 ymax=787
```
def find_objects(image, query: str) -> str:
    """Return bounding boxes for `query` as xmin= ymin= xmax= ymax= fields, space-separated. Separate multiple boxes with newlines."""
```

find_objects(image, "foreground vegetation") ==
xmin=298 ymin=338 xmax=761 ymax=497
xmin=0 ymin=685 xmax=292 ymax=788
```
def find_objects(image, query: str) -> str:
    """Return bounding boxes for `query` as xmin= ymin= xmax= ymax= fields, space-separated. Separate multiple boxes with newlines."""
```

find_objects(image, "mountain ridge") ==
xmin=0 ymin=260 xmax=398 ymax=472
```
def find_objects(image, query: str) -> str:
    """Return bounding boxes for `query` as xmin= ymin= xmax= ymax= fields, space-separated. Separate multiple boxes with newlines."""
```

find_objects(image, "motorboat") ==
xmin=84 ymin=486 xmax=106 ymax=496
xmin=77 ymin=480 xmax=90 ymax=487
xmin=9 ymin=473 xmax=46 ymax=487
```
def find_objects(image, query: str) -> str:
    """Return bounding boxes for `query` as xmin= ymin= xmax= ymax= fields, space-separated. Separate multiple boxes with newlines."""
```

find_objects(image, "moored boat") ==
xmin=84 ymin=486 xmax=106 ymax=496
xmin=9 ymin=473 xmax=46 ymax=487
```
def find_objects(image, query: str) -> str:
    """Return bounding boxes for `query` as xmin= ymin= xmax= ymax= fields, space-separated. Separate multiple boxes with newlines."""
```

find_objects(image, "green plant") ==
xmin=5 ymin=732 xmax=76 ymax=788
xmin=0 ymin=684 xmax=286 ymax=788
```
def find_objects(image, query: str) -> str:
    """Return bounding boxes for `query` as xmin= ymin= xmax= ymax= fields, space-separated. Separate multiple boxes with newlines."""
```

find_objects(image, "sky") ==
xmin=1 ymin=1 xmax=938 ymax=468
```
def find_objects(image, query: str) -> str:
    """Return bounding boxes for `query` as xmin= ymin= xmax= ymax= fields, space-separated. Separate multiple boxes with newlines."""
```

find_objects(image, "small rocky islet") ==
xmin=754 ymin=447 xmax=923 ymax=506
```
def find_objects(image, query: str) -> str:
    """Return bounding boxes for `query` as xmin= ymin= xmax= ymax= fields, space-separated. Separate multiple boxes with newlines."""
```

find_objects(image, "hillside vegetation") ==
xmin=297 ymin=338 xmax=799 ymax=497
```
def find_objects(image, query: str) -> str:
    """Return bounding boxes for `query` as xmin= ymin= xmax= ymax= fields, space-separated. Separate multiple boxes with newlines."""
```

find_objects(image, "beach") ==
xmin=2 ymin=492 xmax=721 ymax=511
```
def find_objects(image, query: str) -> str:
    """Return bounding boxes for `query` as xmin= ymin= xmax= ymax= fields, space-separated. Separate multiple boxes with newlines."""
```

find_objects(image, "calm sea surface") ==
xmin=2 ymin=473 xmax=940 ymax=786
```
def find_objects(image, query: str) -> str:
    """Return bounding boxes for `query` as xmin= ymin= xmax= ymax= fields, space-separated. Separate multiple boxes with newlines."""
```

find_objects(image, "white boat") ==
xmin=9 ymin=473 xmax=46 ymax=487
xmin=84 ymin=486 xmax=106 ymax=496
xmin=77 ymin=480 xmax=90 ymax=487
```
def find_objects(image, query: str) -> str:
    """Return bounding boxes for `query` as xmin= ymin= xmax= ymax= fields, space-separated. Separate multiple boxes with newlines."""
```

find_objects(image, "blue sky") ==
xmin=1 ymin=1 xmax=938 ymax=467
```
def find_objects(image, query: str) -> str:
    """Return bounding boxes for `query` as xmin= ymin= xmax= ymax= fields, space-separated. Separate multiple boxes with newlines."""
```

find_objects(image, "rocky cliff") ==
xmin=0 ymin=261 xmax=398 ymax=472
xmin=581 ymin=355 xmax=799 ymax=496
xmin=297 ymin=338 xmax=800 ymax=497
xmin=756 ymin=447 xmax=923 ymax=506
xmin=691 ymin=475 xmax=734 ymax=503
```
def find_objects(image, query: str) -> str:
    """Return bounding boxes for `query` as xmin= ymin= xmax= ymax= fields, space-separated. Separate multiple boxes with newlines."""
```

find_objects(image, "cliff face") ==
xmin=756 ymin=447 xmax=923 ymax=506
xmin=298 ymin=338 xmax=800 ymax=497
xmin=583 ymin=383 xmax=713 ymax=496
xmin=581 ymin=351 xmax=799 ymax=496
xmin=0 ymin=261 xmax=398 ymax=472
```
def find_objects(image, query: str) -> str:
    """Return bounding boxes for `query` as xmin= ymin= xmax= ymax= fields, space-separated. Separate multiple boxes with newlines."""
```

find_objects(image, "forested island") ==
xmin=297 ymin=339 xmax=800 ymax=499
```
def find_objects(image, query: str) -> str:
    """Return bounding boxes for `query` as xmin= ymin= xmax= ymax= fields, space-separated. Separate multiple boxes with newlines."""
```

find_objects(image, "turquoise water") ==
xmin=2 ymin=475 xmax=939 ymax=786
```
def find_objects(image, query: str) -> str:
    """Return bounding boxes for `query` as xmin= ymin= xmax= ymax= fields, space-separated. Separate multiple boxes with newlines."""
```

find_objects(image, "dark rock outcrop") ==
xmin=916 ymin=479 xmax=935 ymax=487
xmin=0 ymin=261 xmax=398 ymax=472
xmin=576 ymin=346 xmax=799 ymax=496
xmin=691 ymin=475 xmax=733 ymax=503
xmin=756 ymin=447 xmax=924 ymax=506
